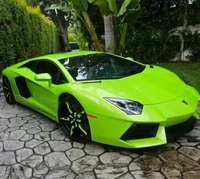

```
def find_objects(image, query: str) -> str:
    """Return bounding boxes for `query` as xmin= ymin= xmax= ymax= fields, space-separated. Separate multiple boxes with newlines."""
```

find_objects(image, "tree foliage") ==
xmin=72 ymin=0 xmax=104 ymax=51
xmin=124 ymin=0 xmax=200 ymax=62
xmin=89 ymin=0 xmax=142 ymax=54
xmin=44 ymin=2 xmax=73 ymax=51
xmin=72 ymin=3 xmax=104 ymax=50
xmin=0 ymin=0 xmax=60 ymax=71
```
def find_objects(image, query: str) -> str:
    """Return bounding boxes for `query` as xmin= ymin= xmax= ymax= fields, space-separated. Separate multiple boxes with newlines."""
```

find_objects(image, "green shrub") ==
xmin=124 ymin=27 xmax=181 ymax=63
xmin=0 ymin=0 xmax=60 ymax=71
xmin=183 ymin=30 xmax=200 ymax=62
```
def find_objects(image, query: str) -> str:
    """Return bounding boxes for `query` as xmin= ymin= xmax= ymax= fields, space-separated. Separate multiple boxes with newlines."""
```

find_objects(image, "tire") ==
xmin=2 ymin=76 xmax=16 ymax=104
xmin=58 ymin=95 xmax=91 ymax=143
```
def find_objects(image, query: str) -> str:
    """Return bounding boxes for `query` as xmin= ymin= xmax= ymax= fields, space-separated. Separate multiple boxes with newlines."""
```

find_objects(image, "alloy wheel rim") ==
xmin=60 ymin=101 xmax=88 ymax=139
xmin=3 ymin=78 xmax=12 ymax=102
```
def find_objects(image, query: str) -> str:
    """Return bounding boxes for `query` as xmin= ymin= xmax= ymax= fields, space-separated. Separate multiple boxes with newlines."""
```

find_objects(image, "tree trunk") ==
xmin=58 ymin=20 xmax=71 ymax=52
xmin=179 ymin=2 xmax=188 ymax=61
xmin=104 ymin=14 xmax=116 ymax=53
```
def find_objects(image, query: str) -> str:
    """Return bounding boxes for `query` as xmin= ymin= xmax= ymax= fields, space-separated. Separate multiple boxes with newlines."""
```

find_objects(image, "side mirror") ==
xmin=34 ymin=73 xmax=52 ymax=87
xmin=126 ymin=57 xmax=134 ymax=61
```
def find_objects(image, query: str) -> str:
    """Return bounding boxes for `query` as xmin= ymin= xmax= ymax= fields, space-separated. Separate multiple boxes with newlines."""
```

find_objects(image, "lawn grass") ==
xmin=157 ymin=63 xmax=200 ymax=93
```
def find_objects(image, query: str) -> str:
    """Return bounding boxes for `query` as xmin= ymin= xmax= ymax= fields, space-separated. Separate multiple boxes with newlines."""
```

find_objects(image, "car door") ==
xmin=23 ymin=60 xmax=67 ymax=118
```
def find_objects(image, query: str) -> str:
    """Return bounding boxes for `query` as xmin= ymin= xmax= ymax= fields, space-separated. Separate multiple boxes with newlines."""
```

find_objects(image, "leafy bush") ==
xmin=124 ymin=27 xmax=181 ymax=63
xmin=183 ymin=30 xmax=200 ymax=62
xmin=0 ymin=0 xmax=60 ymax=71
xmin=123 ymin=1 xmax=200 ymax=63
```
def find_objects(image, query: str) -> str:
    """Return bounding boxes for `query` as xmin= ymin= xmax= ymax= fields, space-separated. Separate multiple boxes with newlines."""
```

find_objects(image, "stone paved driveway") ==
xmin=0 ymin=98 xmax=200 ymax=179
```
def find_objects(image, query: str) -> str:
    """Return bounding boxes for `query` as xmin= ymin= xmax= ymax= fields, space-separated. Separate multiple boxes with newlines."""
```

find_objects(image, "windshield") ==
xmin=59 ymin=53 xmax=145 ymax=81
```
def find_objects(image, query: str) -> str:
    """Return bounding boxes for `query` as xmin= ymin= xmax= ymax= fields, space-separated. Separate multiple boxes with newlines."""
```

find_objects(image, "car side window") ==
xmin=33 ymin=60 xmax=67 ymax=84
xmin=21 ymin=60 xmax=38 ymax=71
xmin=57 ymin=70 xmax=68 ymax=84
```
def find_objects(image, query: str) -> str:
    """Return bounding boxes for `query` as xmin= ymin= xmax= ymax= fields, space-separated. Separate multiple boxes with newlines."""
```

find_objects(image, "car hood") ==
xmin=75 ymin=66 xmax=186 ymax=105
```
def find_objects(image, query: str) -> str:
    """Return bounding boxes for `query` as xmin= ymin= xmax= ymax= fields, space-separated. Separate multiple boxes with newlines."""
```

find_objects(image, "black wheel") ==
xmin=2 ymin=76 xmax=16 ymax=104
xmin=58 ymin=95 xmax=91 ymax=143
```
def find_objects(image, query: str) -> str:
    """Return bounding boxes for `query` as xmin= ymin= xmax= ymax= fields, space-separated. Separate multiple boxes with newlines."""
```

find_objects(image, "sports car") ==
xmin=2 ymin=51 xmax=200 ymax=148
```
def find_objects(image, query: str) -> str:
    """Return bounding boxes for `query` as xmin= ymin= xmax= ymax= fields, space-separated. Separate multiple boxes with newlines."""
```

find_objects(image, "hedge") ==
xmin=0 ymin=0 xmax=60 ymax=71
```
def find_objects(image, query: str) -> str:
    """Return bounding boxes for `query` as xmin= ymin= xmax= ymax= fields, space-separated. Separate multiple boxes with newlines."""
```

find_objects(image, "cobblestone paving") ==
xmin=0 ymin=97 xmax=200 ymax=179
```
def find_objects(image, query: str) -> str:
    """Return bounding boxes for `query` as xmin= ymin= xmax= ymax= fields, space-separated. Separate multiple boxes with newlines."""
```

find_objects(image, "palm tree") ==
xmin=104 ymin=14 xmax=115 ymax=53
xmin=72 ymin=0 xmax=104 ymax=51
xmin=89 ymin=0 xmax=141 ymax=55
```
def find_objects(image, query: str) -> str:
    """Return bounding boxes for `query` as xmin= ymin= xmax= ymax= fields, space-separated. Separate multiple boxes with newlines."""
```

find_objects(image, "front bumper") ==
xmin=120 ymin=116 xmax=196 ymax=141
xmin=118 ymin=101 xmax=200 ymax=148
xmin=90 ymin=90 xmax=200 ymax=148
xmin=166 ymin=116 xmax=196 ymax=139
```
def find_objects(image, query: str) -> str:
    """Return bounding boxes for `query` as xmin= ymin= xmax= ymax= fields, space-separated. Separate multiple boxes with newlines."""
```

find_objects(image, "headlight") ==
xmin=104 ymin=98 xmax=143 ymax=115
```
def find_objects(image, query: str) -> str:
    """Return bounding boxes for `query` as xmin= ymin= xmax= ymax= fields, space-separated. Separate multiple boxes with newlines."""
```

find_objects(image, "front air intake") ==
xmin=120 ymin=123 xmax=159 ymax=140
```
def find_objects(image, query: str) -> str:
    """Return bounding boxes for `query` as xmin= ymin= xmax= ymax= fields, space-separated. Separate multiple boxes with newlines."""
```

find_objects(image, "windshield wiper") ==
xmin=90 ymin=76 xmax=123 ymax=80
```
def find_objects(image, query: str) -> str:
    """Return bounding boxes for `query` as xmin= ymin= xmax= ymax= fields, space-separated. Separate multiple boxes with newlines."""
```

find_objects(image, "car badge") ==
xmin=182 ymin=100 xmax=188 ymax=105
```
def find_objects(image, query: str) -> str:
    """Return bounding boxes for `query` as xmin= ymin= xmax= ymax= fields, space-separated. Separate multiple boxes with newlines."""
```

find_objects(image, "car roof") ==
xmin=32 ymin=51 xmax=102 ymax=61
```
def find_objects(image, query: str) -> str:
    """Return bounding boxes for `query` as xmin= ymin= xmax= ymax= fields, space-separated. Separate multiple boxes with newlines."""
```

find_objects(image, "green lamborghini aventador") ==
xmin=2 ymin=51 xmax=200 ymax=148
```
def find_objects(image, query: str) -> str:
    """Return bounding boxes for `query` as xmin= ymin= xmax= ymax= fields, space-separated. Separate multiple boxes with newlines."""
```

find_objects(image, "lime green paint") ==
xmin=2 ymin=51 xmax=200 ymax=148
xmin=34 ymin=73 xmax=52 ymax=87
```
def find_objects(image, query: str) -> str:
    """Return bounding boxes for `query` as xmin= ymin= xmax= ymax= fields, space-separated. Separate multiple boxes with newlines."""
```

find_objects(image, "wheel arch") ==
xmin=2 ymin=75 xmax=16 ymax=104
xmin=2 ymin=75 xmax=7 ymax=80
xmin=58 ymin=92 xmax=73 ymax=103
xmin=58 ymin=92 xmax=91 ymax=143
xmin=58 ymin=92 xmax=87 ymax=113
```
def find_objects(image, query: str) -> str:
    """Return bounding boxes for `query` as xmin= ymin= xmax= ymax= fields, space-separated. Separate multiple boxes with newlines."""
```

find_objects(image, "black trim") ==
xmin=120 ymin=117 xmax=196 ymax=141
xmin=15 ymin=76 xmax=31 ymax=98
xmin=166 ymin=117 xmax=196 ymax=139
xmin=120 ymin=123 xmax=159 ymax=140
xmin=81 ymin=81 xmax=102 ymax=84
